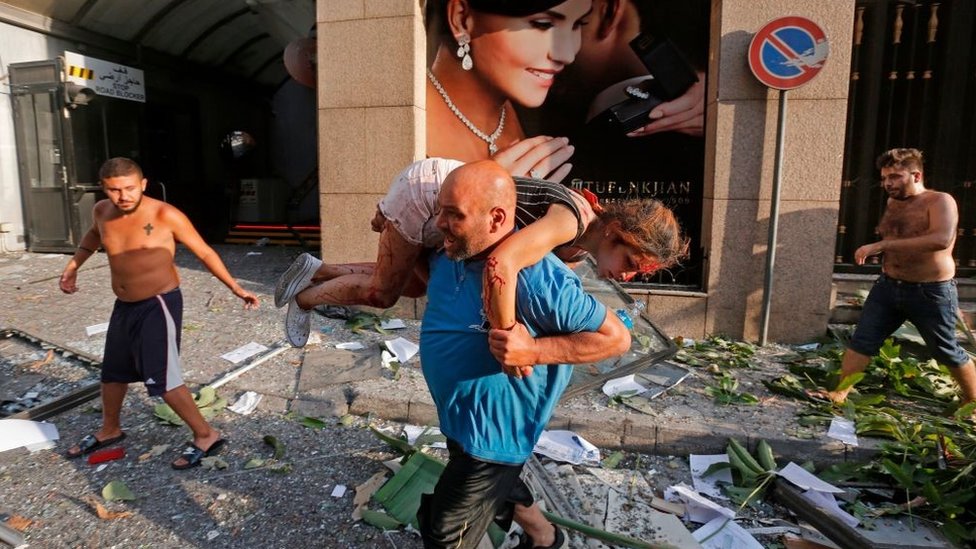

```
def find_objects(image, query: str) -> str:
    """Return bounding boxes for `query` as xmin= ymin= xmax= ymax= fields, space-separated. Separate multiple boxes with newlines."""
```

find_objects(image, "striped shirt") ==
xmin=513 ymin=177 xmax=585 ymax=248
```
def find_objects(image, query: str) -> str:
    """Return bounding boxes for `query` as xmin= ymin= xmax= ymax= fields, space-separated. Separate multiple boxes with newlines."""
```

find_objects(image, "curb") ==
xmin=344 ymin=384 xmax=883 ymax=466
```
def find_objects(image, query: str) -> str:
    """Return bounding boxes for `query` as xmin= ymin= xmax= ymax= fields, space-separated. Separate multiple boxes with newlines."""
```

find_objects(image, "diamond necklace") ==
xmin=427 ymin=69 xmax=506 ymax=155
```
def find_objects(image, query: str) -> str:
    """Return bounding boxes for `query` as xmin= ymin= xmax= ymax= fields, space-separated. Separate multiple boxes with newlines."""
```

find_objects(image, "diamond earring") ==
xmin=456 ymin=35 xmax=473 ymax=71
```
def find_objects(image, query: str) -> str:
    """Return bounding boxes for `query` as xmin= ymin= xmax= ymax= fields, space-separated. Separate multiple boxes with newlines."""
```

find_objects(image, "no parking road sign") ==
xmin=749 ymin=16 xmax=829 ymax=90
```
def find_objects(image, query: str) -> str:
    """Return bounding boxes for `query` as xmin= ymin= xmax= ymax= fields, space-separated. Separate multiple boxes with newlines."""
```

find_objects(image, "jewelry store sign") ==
xmin=64 ymin=51 xmax=145 ymax=103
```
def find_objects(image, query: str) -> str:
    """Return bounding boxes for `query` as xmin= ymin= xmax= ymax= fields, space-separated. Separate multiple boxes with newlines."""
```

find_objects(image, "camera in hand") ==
xmin=586 ymin=34 xmax=699 ymax=134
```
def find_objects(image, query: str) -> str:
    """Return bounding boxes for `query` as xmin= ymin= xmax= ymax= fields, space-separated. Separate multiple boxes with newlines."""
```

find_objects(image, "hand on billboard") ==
xmin=493 ymin=136 xmax=575 ymax=183
xmin=627 ymin=71 xmax=705 ymax=138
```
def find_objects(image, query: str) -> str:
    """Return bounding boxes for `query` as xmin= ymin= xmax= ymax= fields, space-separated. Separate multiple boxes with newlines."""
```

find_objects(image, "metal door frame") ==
xmin=10 ymin=58 xmax=101 ymax=253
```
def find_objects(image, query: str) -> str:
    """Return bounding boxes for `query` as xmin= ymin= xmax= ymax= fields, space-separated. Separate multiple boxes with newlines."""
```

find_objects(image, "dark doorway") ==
xmin=837 ymin=0 xmax=976 ymax=274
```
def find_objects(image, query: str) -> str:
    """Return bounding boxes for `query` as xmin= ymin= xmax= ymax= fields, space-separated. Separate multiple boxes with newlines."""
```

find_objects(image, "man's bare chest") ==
xmin=877 ymin=202 xmax=929 ymax=239
xmin=99 ymin=215 xmax=172 ymax=252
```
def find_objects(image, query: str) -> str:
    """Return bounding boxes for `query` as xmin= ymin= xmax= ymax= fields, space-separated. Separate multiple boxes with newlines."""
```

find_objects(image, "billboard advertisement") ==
xmin=424 ymin=0 xmax=708 ymax=286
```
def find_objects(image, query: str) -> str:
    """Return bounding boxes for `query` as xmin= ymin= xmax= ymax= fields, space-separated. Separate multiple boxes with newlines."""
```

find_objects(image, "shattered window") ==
xmin=562 ymin=259 xmax=677 ymax=399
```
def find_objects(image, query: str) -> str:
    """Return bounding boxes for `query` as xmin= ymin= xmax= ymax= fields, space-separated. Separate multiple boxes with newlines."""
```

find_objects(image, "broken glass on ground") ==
xmin=603 ymin=361 xmax=692 ymax=414
xmin=561 ymin=259 xmax=676 ymax=399
xmin=0 ymin=328 xmax=101 ymax=419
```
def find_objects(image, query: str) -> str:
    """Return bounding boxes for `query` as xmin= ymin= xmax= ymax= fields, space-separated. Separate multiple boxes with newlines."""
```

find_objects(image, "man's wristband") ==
xmin=78 ymin=246 xmax=96 ymax=254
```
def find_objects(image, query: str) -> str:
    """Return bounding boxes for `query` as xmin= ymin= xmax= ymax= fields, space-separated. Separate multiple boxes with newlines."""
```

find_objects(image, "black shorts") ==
xmin=101 ymin=288 xmax=184 ymax=396
xmin=418 ymin=439 xmax=534 ymax=549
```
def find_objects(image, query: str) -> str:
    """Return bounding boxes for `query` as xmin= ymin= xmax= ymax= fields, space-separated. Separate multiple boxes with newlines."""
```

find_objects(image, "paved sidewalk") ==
xmin=0 ymin=245 xmax=878 ymax=466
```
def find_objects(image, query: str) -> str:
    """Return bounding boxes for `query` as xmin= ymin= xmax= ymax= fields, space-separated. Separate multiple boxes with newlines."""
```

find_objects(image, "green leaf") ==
xmin=299 ymin=416 xmax=327 ymax=430
xmin=268 ymin=463 xmax=293 ymax=474
xmin=369 ymin=425 xmax=414 ymax=455
xmin=263 ymin=435 xmax=286 ymax=460
xmin=153 ymin=402 xmax=185 ymax=426
xmin=701 ymin=461 xmax=732 ymax=477
xmin=338 ymin=414 xmax=357 ymax=427
xmin=102 ymin=480 xmax=137 ymax=501
xmin=601 ymin=451 xmax=625 ymax=469
xmin=360 ymin=509 xmax=403 ymax=530
xmin=881 ymin=458 xmax=914 ymax=490
xmin=953 ymin=401 xmax=976 ymax=420
xmin=836 ymin=373 xmax=865 ymax=391
xmin=940 ymin=519 xmax=975 ymax=545
xmin=195 ymin=385 xmax=217 ymax=407
xmin=243 ymin=458 xmax=266 ymax=469
xmin=198 ymin=397 xmax=227 ymax=420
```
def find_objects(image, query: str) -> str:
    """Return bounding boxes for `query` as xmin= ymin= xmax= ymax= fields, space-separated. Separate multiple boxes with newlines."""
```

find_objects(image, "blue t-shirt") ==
xmin=420 ymin=250 xmax=606 ymax=465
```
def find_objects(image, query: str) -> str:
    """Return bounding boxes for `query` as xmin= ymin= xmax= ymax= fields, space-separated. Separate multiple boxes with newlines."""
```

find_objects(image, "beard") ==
xmin=114 ymin=196 xmax=142 ymax=213
xmin=444 ymin=241 xmax=474 ymax=261
xmin=885 ymin=188 xmax=907 ymax=200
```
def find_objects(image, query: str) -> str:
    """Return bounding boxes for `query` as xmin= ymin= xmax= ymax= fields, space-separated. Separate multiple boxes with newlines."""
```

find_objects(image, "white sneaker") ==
xmin=285 ymin=299 xmax=312 ymax=347
xmin=274 ymin=253 xmax=323 ymax=308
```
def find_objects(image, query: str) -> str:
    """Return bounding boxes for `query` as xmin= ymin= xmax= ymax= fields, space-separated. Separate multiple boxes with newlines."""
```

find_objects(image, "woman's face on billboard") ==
xmin=467 ymin=0 xmax=592 ymax=108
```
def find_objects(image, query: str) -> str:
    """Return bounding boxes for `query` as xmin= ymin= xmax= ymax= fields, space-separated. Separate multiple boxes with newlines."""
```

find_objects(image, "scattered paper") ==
xmin=0 ymin=419 xmax=60 ymax=453
xmin=379 ymin=319 xmax=407 ymax=330
xmin=384 ymin=337 xmax=419 ymax=364
xmin=402 ymin=424 xmax=446 ymax=449
xmin=826 ymin=417 xmax=858 ymax=447
xmin=353 ymin=472 xmax=389 ymax=520
xmin=86 ymin=322 xmax=110 ymax=336
xmin=228 ymin=391 xmax=262 ymax=415
xmin=693 ymin=517 xmax=764 ymax=549
xmin=533 ymin=430 xmax=600 ymax=466
xmin=331 ymin=484 xmax=347 ymax=498
xmin=795 ymin=343 xmax=820 ymax=351
xmin=665 ymin=484 xmax=736 ymax=524
xmin=801 ymin=489 xmax=859 ymax=528
xmin=25 ymin=440 xmax=57 ymax=452
xmin=777 ymin=462 xmax=844 ymax=493
xmin=380 ymin=350 xmax=397 ymax=369
xmin=335 ymin=342 xmax=365 ymax=351
xmin=602 ymin=374 xmax=648 ymax=398
xmin=96 ymin=463 xmax=109 ymax=473
xmin=220 ymin=342 xmax=268 ymax=364
xmin=246 ymin=251 xmax=262 ymax=256
xmin=689 ymin=454 xmax=733 ymax=499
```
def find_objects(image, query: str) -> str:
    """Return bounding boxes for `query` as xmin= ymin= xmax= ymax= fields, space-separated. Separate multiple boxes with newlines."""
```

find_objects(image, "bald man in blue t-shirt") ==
xmin=417 ymin=160 xmax=631 ymax=549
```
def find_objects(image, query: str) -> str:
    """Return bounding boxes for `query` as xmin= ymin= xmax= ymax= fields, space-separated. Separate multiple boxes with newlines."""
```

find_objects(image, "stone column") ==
xmin=704 ymin=0 xmax=854 ymax=342
xmin=316 ymin=0 xmax=425 ymax=264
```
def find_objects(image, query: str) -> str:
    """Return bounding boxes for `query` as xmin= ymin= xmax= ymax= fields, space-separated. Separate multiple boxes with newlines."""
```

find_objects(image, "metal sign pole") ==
xmin=760 ymin=89 xmax=788 ymax=345
xmin=749 ymin=15 xmax=828 ymax=345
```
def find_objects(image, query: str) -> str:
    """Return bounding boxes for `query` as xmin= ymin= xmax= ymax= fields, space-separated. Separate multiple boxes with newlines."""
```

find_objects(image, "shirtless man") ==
xmin=823 ymin=148 xmax=976 ymax=409
xmin=59 ymin=157 xmax=259 ymax=469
